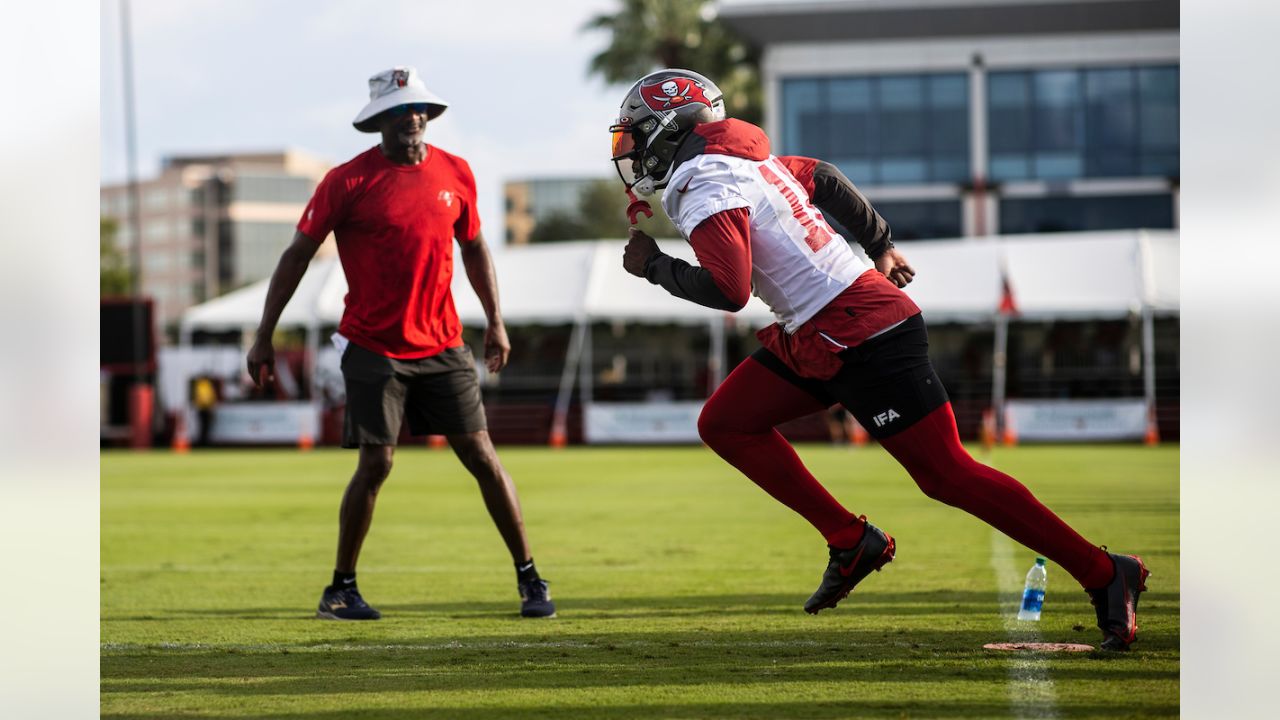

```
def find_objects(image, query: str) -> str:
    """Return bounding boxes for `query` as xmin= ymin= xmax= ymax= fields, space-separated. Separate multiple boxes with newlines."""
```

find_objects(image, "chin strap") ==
xmin=625 ymin=188 xmax=653 ymax=225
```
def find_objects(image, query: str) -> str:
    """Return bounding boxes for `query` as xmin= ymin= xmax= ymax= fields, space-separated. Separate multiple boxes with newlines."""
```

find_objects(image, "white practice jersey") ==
xmin=661 ymin=152 xmax=868 ymax=333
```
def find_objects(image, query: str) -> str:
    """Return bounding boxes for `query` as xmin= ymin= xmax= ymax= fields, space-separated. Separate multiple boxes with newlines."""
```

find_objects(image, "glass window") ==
xmin=144 ymin=187 xmax=169 ymax=210
xmin=1031 ymin=71 xmax=1083 ymax=178
xmin=781 ymin=73 xmax=969 ymax=185
xmin=875 ymin=199 xmax=963 ymax=240
xmin=929 ymin=75 xmax=970 ymax=181
xmin=988 ymin=73 xmax=1032 ymax=179
xmin=1085 ymin=68 xmax=1138 ymax=176
xmin=878 ymin=76 xmax=928 ymax=183
xmin=782 ymin=79 xmax=823 ymax=160
xmin=232 ymin=174 xmax=317 ymax=204
xmin=232 ymin=221 xmax=297 ymax=285
xmin=144 ymin=221 xmax=170 ymax=240
xmin=1138 ymin=67 xmax=1179 ymax=176
xmin=825 ymin=78 xmax=873 ymax=177
xmin=999 ymin=194 xmax=1174 ymax=234
xmin=989 ymin=65 xmax=1178 ymax=181
xmin=143 ymin=250 xmax=174 ymax=272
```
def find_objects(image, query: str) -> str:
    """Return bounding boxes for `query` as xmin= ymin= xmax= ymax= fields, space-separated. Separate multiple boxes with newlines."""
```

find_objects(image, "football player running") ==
xmin=610 ymin=69 xmax=1149 ymax=651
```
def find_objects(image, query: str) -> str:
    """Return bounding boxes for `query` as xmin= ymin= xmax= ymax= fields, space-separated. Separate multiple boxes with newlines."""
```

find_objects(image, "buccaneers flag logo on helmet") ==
xmin=639 ymin=77 xmax=712 ymax=113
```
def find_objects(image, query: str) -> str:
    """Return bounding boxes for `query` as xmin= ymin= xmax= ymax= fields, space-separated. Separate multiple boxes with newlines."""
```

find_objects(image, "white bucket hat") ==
xmin=352 ymin=66 xmax=449 ymax=132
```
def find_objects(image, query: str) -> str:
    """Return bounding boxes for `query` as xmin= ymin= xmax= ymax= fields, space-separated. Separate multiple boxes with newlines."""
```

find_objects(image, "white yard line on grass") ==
xmin=990 ymin=530 xmax=1060 ymax=720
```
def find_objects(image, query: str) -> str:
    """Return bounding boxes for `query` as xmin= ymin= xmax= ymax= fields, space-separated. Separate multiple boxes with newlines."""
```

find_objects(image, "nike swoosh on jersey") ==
xmin=676 ymin=179 xmax=693 ymax=193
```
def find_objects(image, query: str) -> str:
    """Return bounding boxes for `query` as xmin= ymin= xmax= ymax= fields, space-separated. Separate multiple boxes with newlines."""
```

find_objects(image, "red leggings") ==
xmin=698 ymin=357 xmax=1113 ymax=589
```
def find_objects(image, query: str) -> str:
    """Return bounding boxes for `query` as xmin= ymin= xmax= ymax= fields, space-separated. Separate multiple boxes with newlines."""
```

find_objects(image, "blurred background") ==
xmin=99 ymin=0 xmax=1180 ymax=450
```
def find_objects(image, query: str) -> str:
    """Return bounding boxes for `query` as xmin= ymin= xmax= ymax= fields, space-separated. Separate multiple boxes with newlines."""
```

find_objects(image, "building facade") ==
xmin=504 ymin=177 xmax=614 ymax=245
xmin=720 ymin=0 xmax=1179 ymax=240
xmin=101 ymin=150 xmax=333 ymax=329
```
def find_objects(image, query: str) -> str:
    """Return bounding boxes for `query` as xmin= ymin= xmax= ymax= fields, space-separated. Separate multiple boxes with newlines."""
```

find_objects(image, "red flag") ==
xmin=998 ymin=262 xmax=1019 ymax=316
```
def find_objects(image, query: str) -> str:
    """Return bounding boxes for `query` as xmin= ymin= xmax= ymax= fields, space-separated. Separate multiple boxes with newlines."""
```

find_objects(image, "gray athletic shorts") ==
xmin=340 ymin=342 xmax=487 ymax=448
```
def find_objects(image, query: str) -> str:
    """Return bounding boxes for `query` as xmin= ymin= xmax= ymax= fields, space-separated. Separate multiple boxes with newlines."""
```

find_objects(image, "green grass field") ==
xmin=101 ymin=444 xmax=1178 ymax=719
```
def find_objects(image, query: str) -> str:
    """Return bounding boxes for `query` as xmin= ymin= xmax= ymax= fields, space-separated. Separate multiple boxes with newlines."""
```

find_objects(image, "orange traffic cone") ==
xmin=297 ymin=419 xmax=314 ymax=451
xmin=172 ymin=412 xmax=190 ymax=454
xmin=980 ymin=408 xmax=996 ymax=452
xmin=427 ymin=434 xmax=447 ymax=449
xmin=1001 ymin=410 xmax=1018 ymax=447
xmin=850 ymin=419 xmax=869 ymax=447
xmin=1144 ymin=416 xmax=1160 ymax=446
xmin=549 ymin=426 xmax=568 ymax=448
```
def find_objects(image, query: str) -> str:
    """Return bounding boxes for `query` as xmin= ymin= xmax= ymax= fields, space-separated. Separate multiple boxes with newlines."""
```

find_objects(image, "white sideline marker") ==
xmin=990 ymin=530 xmax=1060 ymax=720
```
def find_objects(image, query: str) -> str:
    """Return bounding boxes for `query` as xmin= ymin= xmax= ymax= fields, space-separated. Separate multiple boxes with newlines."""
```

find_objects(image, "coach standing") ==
xmin=247 ymin=67 xmax=555 ymax=620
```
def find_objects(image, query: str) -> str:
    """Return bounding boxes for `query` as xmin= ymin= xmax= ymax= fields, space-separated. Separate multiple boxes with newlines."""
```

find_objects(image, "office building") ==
xmin=720 ymin=0 xmax=1179 ymax=239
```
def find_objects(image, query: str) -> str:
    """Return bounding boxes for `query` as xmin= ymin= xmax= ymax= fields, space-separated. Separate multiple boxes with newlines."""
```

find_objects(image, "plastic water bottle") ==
xmin=1017 ymin=557 xmax=1047 ymax=621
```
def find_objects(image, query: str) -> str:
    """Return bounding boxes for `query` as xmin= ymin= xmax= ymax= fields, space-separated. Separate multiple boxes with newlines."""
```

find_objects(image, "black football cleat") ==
xmin=316 ymin=585 xmax=382 ymax=621
xmin=804 ymin=518 xmax=896 ymax=614
xmin=1087 ymin=551 xmax=1150 ymax=651
xmin=519 ymin=578 xmax=557 ymax=618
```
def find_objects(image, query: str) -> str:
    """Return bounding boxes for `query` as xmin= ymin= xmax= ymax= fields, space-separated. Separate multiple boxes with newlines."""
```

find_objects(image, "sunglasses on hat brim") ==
xmin=387 ymin=103 xmax=434 ymax=117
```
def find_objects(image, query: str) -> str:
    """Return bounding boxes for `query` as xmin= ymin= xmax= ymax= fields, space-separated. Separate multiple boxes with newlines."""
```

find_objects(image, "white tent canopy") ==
xmin=179 ymin=229 xmax=1179 ymax=335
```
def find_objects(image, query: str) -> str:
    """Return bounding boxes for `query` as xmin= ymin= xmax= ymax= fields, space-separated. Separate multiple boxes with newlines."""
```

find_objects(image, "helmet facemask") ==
xmin=610 ymin=111 xmax=683 ymax=197
xmin=609 ymin=69 xmax=726 ymax=197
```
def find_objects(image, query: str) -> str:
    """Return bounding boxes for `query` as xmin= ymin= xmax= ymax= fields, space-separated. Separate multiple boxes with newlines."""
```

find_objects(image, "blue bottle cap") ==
xmin=1035 ymin=557 xmax=1046 ymax=565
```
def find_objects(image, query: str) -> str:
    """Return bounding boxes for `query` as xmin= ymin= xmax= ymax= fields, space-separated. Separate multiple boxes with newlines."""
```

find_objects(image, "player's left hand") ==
xmin=875 ymin=248 xmax=916 ymax=288
xmin=484 ymin=321 xmax=511 ymax=373
xmin=623 ymin=227 xmax=660 ymax=278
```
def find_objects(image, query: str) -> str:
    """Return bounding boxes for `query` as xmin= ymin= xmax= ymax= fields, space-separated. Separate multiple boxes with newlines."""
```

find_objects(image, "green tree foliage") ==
xmin=584 ymin=0 xmax=762 ymax=126
xmin=101 ymin=217 xmax=133 ymax=296
xmin=529 ymin=179 xmax=673 ymax=242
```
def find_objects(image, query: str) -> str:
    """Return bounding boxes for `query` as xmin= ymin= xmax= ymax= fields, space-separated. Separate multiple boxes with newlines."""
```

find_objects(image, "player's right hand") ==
xmin=874 ymin=248 xmax=916 ymax=288
xmin=623 ymin=227 xmax=659 ymax=278
xmin=246 ymin=337 xmax=275 ymax=388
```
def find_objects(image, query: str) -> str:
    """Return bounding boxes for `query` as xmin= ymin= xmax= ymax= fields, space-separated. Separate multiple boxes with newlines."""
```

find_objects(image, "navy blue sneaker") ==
xmin=804 ymin=518 xmax=896 ymax=614
xmin=519 ymin=578 xmax=556 ymax=618
xmin=316 ymin=585 xmax=381 ymax=620
xmin=1087 ymin=551 xmax=1150 ymax=651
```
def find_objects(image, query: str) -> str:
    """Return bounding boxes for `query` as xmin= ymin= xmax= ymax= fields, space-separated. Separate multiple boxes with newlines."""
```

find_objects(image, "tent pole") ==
xmin=992 ymin=313 xmax=1008 ymax=438
xmin=578 ymin=321 xmax=593 ymax=406
xmin=305 ymin=322 xmax=320 ymax=403
xmin=708 ymin=316 xmax=726 ymax=395
xmin=177 ymin=323 xmax=193 ymax=418
xmin=1138 ymin=231 xmax=1159 ymax=442
xmin=1142 ymin=303 xmax=1157 ymax=439
xmin=551 ymin=317 xmax=587 ymax=446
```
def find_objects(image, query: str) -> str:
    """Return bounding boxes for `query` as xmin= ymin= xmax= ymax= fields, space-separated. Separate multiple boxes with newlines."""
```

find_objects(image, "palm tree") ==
xmin=584 ymin=0 xmax=762 ymax=125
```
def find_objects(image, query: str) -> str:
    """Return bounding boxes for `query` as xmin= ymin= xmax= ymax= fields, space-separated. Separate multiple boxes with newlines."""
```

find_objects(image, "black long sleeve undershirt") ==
xmin=809 ymin=160 xmax=894 ymax=260
xmin=643 ymin=253 xmax=742 ymax=311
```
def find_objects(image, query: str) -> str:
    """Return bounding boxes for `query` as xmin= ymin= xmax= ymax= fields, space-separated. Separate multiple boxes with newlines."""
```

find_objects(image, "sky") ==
xmin=99 ymin=0 xmax=637 ymax=243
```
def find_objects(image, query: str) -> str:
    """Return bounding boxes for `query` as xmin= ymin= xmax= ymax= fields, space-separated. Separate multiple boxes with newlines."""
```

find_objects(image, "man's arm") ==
xmin=806 ymin=160 xmax=893 ymax=260
xmin=246 ymin=230 xmax=321 ymax=386
xmin=622 ymin=211 xmax=750 ymax=312
xmin=780 ymin=156 xmax=916 ymax=288
xmin=458 ymin=231 xmax=510 ymax=373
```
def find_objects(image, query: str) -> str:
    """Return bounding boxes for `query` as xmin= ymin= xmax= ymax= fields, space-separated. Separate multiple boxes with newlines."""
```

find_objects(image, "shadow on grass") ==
xmin=101 ymin=623 xmax=1178 ymax=696
xmin=101 ymin=699 xmax=1180 ymax=720
xmin=104 ymin=589 xmax=1180 ymax=623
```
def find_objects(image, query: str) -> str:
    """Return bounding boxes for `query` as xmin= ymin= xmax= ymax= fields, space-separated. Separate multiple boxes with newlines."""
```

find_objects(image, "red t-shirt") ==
xmin=298 ymin=145 xmax=482 ymax=358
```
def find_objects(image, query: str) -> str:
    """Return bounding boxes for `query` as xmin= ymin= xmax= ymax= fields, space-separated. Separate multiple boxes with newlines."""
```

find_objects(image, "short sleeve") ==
xmin=454 ymin=160 xmax=482 ymax=242
xmin=297 ymin=168 xmax=347 ymax=243
xmin=662 ymin=157 xmax=752 ymax=239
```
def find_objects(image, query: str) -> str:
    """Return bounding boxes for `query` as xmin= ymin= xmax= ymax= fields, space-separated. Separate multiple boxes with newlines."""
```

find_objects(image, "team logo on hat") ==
xmin=640 ymin=77 xmax=711 ymax=112
xmin=393 ymin=69 xmax=409 ymax=88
